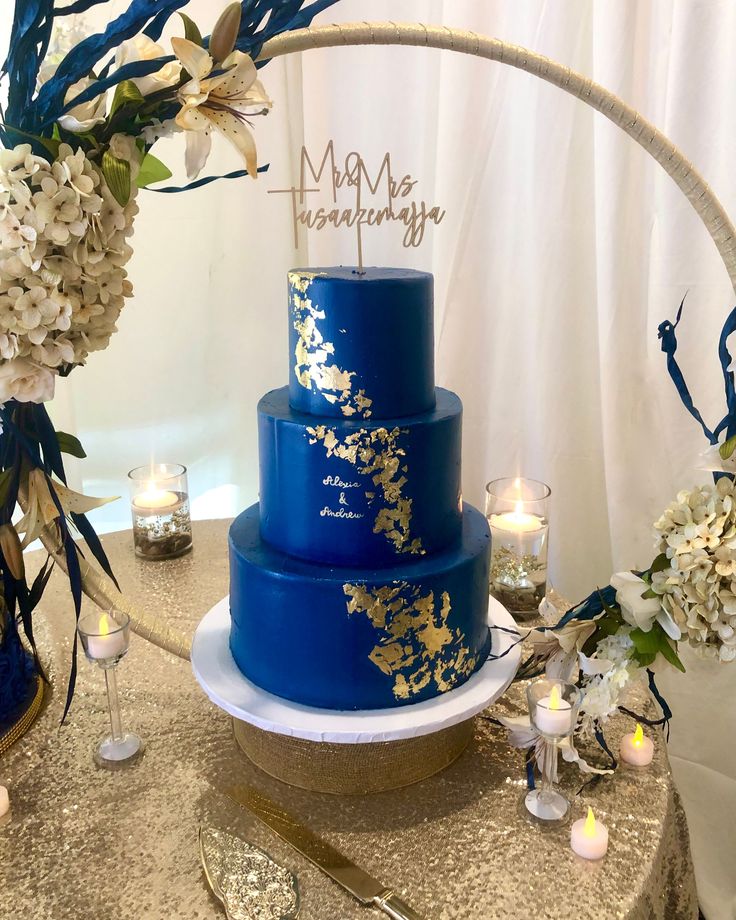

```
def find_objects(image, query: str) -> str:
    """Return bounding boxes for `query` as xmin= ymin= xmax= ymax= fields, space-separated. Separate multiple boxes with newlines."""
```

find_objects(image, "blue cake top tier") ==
xmin=288 ymin=267 xmax=435 ymax=419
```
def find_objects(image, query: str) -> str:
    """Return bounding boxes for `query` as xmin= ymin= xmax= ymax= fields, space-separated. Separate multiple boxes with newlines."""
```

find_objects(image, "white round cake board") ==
xmin=191 ymin=595 xmax=521 ymax=744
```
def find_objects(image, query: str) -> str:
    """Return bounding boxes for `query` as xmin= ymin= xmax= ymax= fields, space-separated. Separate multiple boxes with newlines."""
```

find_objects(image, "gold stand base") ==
xmin=232 ymin=717 xmax=474 ymax=795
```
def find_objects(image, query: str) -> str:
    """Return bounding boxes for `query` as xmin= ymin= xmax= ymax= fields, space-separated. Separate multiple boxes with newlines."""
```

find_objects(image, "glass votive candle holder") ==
xmin=128 ymin=463 xmax=192 ymax=560
xmin=77 ymin=609 xmax=142 ymax=766
xmin=524 ymin=678 xmax=581 ymax=825
xmin=485 ymin=477 xmax=550 ymax=617
xmin=527 ymin=678 xmax=581 ymax=742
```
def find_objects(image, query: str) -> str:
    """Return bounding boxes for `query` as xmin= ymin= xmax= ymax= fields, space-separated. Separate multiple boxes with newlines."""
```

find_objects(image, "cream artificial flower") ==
xmin=57 ymin=77 xmax=107 ymax=132
xmin=610 ymin=571 xmax=682 ymax=640
xmin=114 ymin=35 xmax=181 ymax=96
xmin=171 ymin=38 xmax=271 ymax=179
xmin=0 ymin=357 xmax=55 ymax=403
xmin=0 ymin=143 xmax=137 ymax=369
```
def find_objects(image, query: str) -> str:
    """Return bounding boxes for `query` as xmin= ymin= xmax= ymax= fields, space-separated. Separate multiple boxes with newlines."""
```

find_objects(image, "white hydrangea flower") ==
xmin=0 ymin=143 xmax=136 ymax=393
xmin=652 ymin=478 xmax=736 ymax=663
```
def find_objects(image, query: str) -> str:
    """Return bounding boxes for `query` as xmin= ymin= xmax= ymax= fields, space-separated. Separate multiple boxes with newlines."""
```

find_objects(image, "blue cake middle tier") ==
xmin=258 ymin=386 xmax=463 ymax=567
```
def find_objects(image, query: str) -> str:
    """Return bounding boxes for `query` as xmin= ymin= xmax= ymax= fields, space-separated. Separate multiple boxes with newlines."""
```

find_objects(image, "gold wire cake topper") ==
xmin=270 ymin=140 xmax=446 ymax=270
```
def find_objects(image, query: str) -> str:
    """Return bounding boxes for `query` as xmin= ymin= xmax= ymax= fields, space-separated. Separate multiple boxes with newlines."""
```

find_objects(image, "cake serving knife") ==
xmin=224 ymin=785 xmax=427 ymax=920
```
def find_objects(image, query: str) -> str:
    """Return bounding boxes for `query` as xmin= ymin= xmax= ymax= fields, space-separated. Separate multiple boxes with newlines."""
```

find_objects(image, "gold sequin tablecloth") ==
xmin=0 ymin=521 xmax=698 ymax=920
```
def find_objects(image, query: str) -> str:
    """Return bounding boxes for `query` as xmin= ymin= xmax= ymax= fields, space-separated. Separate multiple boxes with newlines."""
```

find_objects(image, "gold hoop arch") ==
xmin=33 ymin=21 xmax=736 ymax=660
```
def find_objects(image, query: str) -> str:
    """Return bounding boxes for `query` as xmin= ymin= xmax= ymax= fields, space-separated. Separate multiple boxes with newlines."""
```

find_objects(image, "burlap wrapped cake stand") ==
xmin=192 ymin=597 xmax=520 ymax=794
xmin=0 ymin=521 xmax=698 ymax=920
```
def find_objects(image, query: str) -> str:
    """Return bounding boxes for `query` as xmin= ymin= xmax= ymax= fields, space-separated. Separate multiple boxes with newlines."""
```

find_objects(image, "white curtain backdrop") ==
xmin=2 ymin=1 xmax=736 ymax=916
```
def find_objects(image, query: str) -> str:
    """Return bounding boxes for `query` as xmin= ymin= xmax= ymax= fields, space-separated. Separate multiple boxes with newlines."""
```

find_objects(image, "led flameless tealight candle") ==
xmin=534 ymin=683 xmax=573 ymax=737
xmin=571 ymin=807 xmax=609 ymax=860
xmin=0 ymin=785 xmax=9 ymax=819
xmin=619 ymin=723 xmax=654 ymax=767
xmin=85 ymin=614 xmax=127 ymax=661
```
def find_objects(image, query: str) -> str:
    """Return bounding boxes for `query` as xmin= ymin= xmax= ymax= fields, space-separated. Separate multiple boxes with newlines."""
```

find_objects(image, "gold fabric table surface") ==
xmin=0 ymin=520 xmax=698 ymax=920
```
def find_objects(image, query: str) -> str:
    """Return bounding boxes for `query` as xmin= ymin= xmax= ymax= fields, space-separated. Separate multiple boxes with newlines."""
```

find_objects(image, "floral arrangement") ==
xmin=507 ymin=302 xmax=736 ymax=778
xmin=0 ymin=0 xmax=341 ymax=728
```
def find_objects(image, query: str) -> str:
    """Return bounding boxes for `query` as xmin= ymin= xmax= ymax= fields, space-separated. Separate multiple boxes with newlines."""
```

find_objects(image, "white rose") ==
xmin=115 ymin=36 xmax=181 ymax=96
xmin=610 ymin=571 xmax=682 ymax=640
xmin=57 ymin=77 xmax=107 ymax=133
xmin=0 ymin=358 xmax=56 ymax=403
xmin=108 ymin=134 xmax=142 ymax=181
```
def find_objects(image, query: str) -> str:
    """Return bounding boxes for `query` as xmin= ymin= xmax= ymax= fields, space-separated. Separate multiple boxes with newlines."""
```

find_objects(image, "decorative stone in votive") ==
xmin=128 ymin=463 xmax=192 ymax=560
xmin=620 ymin=723 xmax=654 ymax=767
xmin=571 ymin=807 xmax=609 ymax=860
xmin=485 ymin=477 xmax=550 ymax=619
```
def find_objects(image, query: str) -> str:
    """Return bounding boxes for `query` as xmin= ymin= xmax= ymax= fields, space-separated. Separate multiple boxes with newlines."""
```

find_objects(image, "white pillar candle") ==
xmin=571 ymin=807 xmax=609 ymax=860
xmin=534 ymin=684 xmax=573 ymax=736
xmin=619 ymin=723 xmax=654 ymax=766
xmin=85 ymin=614 xmax=127 ymax=661
xmin=0 ymin=785 xmax=9 ymax=818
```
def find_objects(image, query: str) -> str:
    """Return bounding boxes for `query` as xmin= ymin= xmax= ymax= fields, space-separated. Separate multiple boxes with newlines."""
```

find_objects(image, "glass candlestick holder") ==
xmin=77 ymin=610 xmax=143 ymax=767
xmin=486 ymin=477 xmax=550 ymax=619
xmin=128 ymin=462 xmax=192 ymax=560
xmin=524 ymin=678 xmax=581 ymax=826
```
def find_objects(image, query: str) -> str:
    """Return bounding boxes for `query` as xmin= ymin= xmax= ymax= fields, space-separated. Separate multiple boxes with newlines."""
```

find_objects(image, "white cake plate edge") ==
xmin=191 ymin=595 xmax=521 ymax=744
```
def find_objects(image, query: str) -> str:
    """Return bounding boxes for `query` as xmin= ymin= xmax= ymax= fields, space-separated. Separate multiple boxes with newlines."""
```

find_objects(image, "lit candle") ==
xmin=85 ymin=614 xmax=127 ymax=661
xmin=571 ymin=807 xmax=609 ymax=860
xmin=489 ymin=500 xmax=544 ymax=534
xmin=0 ymin=785 xmax=9 ymax=818
xmin=619 ymin=723 xmax=654 ymax=766
xmin=534 ymin=683 xmax=573 ymax=736
xmin=132 ymin=481 xmax=180 ymax=513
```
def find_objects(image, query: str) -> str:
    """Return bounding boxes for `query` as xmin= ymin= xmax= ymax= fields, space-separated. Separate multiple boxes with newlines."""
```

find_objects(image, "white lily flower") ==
xmin=610 ymin=571 xmax=682 ymax=640
xmin=57 ymin=77 xmax=107 ymax=132
xmin=114 ymin=35 xmax=181 ymax=96
xmin=171 ymin=38 xmax=271 ymax=179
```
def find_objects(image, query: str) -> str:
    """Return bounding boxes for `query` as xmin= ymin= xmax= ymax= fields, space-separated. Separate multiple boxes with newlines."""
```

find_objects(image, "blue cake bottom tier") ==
xmin=229 ymin=502 xmax=492 ymax=711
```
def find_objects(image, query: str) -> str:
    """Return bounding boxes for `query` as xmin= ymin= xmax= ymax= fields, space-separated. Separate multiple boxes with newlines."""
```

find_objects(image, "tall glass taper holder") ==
xmin=77 ymin=610 xmax=143 ymax=767
xmin=486 ymin=477 xmax=550 ymax=619
xmin=128 ymin=462 xmax=192 ymax=560
xmin=524 ymin=678 xmax=581 ymax=826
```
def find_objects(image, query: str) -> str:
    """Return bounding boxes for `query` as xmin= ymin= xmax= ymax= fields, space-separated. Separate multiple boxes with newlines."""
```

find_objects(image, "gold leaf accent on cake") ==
xmin=290 ymin=271 xmax=374 ymax=418
xmin=306 ymin=426 xmax=424 ymax=555
xmin=343 ymin=582 xmax=478 ymax=700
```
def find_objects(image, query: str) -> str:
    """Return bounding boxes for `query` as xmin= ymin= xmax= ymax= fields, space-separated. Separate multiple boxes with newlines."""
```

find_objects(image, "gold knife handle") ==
xmin=373 ymin=890 xmax=426 ymax=920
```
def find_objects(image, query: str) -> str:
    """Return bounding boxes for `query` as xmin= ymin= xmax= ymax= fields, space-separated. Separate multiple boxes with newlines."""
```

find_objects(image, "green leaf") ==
xmin=630 ymin=627 xmax=661 ymax=656
xmin=110 ymin=79 xmax=145 ymax=118
xmin=650 ymin=553 xmax=670 ymax=574
xmin=641 ymin=588 xmax=658 ymax=599
xmin=631 ymin=623 xmax=686 ymax=673
xmin=178 ymin=11 xmax=203 ymax=45
xmin=101 ymin=150 xmax=131 ymax=206
xmin=0 ymin=469 xmax=14 ymax=507
xmin=658 ymin=639 xmax=686 ymax=673
xmin=720 ymin=434 xmax=736 ymax=460
xmin=632 ymin=649 xmax=657 ymax=667
xmin=56 ymin=431 xmax=87 ymax=459
xmin=135 ymin=152 xmax=173 ymax=188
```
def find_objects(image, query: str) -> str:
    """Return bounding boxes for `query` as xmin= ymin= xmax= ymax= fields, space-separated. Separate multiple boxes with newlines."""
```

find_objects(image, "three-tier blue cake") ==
xmin=229 ymin=267 xmax=492 ymax=711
